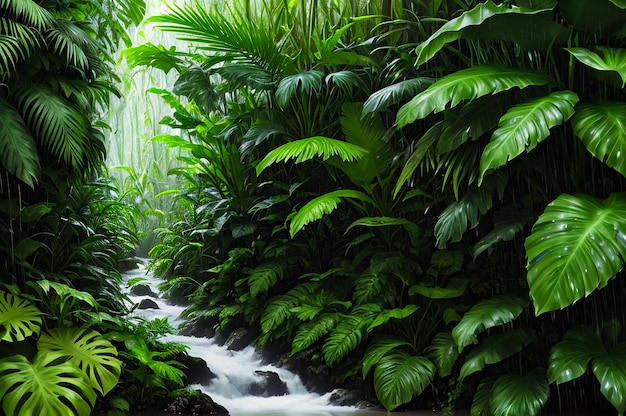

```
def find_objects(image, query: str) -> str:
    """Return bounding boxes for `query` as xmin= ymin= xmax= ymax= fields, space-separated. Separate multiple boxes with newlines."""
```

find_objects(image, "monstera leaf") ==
xmin=525 ymin=193 xmax=626 ymax=314
xmin=472 ymin=370 xmax=549 ymax=416
xmin=572 ymin=102 xmax=626 ymax=178
xmin=396 ymin=65 xmax=550 ymax=128
xmin=0 ymin=291 xmax=42 ymax=343
xmin=0 ymin=352 xmax=96 ymax=416
xmin=38 ymin=327 xmax=122 ymax=395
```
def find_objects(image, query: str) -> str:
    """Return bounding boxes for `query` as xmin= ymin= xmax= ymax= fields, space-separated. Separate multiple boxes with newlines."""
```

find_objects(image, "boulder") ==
xmin=179 ymin=319 xmax=217 ymax=339
xmin=248 ymin=371 xmax=288 ymax=397
xmin=224 ymin=327 xmax=257 ymax=351
xmin=137 ymin=298 xmax=159 ymax=309
xmin=329 ymin=388 xmax=362 ymax=407
xmin=165 ymin=389 xmax=229 ymax=415
xmin=176 ymin=355 xmax=216 ymax=386
xmin=130 ymin=284 xmax=157 ymax=297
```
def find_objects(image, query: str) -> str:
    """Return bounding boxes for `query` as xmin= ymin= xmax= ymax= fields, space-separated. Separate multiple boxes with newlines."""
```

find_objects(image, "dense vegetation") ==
xmin=4 ymin=0 xmax=626 ymax=415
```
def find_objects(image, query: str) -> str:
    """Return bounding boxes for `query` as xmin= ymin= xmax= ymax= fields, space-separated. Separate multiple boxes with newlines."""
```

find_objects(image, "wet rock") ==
xmin=137 ymin=298 xmax=159 ymax=309
xmin=176 ymin=354 xmax=216 ymax=386
xmin=248 ymin=371 xmax=288 ymax=397
xmin=329 ymin=388 xmax=362 ymax=406
xmin=179 ymin=318 xmax=217 ymax=339
xmin=224 ymin=327 xmax=257 ymax=351
xmin=165 ymin=389 xmax=229 ymax=415
xmin=130 ymin=284 xmax=157 ymax=297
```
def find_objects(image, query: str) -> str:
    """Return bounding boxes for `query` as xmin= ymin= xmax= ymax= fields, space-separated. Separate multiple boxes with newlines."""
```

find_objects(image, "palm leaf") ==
xmin=373 ymin=350 xmax=435 ymax=411
xmin=38 ymin=327 xmax=122 ymax=395
xmin=35 ymin=280 xmax=98 ymax=309
xmin=396 ymin=65 xmax=550 ymax=128
xmin=567 ymin=47 xmax=626 ymax=86
xmin=471 ymin=377 xmax=495 ymax=416
xmin=123 ymin=43 xmax=185 ymax=74
xmin=434 ymin=172 xmax=508 ymax=249
xmin=45 ymin=19 xmax=92 ymax=71
xmin=479 ymin=91 xmax=579 ymax=182
xmin=459 ymin=328 xmax=535 ymax=380
xmin=275 ymin=70 xmax=324 ymax=107
xmin=490 ymin=370 xmax=550 ymax=416
xmin=0 ymin=99 xmax=40 ymax=188
xmin=452 ymin=294 xmax=529 ymax=352
xmin=572 ymin=102 xmax=626 ymax=178
xmin=547 ymin=326 xmax=606 ymax=384
xmin=289 ymin=189 xmax=374 ymax=237
xmin=0 ymin=291 xmax=42 ymax=342
xmin=415 ymin=0 xmax=555 ymax=67
xmin=325 ymin=70 xmax=365 ymax=96
xmin=525 ymin=193 xmax=626 ymax=314
xmin=261 ymin=283 xmax=317 ymax=334
xmin=362 ymin=78 xmax=433 ymax=114
xmin=0 ymin=353 xmax=96 ymax=416
xmin=426 ymin=332 xmax=459 ymax=378
xmin=256 ymin=136 xmax=368 ymax=175
xmin=0 ymin=0 xmax=54 ymax=30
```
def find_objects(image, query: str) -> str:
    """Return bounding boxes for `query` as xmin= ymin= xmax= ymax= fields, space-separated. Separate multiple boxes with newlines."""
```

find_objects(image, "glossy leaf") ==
xmin=362 ymin=78 xmax=433 ymax=114
xmin=0 ymin=291 xmax=42 ymax=343
xmin=345 ymin=216 xmax=419 ymax=235
xmin=479 ymin=91 xmax=579 ymax=181
xmin=453 ymin=294 xmax=529 ymax=351
xmin=373 ymin=350 xmax=435 ymax=411
xmin=567 ymin=47 xmax=626 ymax=86
xmin=289 ymin=189 xmax=374 ymax=237
xmin=548 ymin=326 xmax=606 ymax=384
xmin=572 ymin=102 xmax=626 ymax=178
xmin=0 ymin=353 xmax=96 ymax=416
xmin=415 ymin=1 xmax=554 ymax=67
xmin=410 ymin=278 xmax=468 ymax=299
xmin=368 ymin=305 xmax=419 ymax=331
xmin=471 ymin=377 xmax=495 ymax=416
xmin=363 ymin=337 xmax=412 ymax=377
xmin=291 ymin=314 xmax=337 ymax=355
xmin=38 ymin=327 xmax=122 ymax=395
xmin=275 ymin=70 xmax=324 ymax=107
xmin=426 ymin=332 xmax=459 ymax=377
xmin=459 ymin=328 xmax=535 ymax=380
xmin=525 ymin=193 xmax=626 ymax=314
xmin=396 ymin=65 xmax=550 ymax=128
xmin=256 ymin=136 xmax=368 ymax=176
xmin=592 ymin=343 xmax=626 ymax=415
xmin=491 ymin=370 xmax=550 ymax=416
xmin=323 ymin=314 xmax=369 ymax=366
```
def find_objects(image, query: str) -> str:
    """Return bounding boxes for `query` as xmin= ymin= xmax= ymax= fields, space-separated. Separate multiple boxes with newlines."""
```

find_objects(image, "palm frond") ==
xmin=363 ymin=78 xmax=434 ymax=114
xmin=0 ymin=98 xmax=40 ymax=188
xmin=275 ymin=70 xmax=324 ymax=107
xmin=123 ymin=43 xmax=185 ymax=74
xmin=45 ymin=19 xmax=95 ymax=71
xmin=396 ymin=65 xmax=551 ymax=128
xmin=0 ymin=0 xmax=54 ymax=30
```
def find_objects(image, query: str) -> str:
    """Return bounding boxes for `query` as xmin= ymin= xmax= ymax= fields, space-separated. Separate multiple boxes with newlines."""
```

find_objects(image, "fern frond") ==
xmin=291 ymin=314 xmax=338 ymax=355
xmin=248 ymin=261 xmax=285 ymax=298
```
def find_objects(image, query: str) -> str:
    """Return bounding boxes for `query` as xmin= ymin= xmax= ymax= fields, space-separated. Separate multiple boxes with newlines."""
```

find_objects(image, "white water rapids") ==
xmin=122 ymin=263 xmax=372 ymax=416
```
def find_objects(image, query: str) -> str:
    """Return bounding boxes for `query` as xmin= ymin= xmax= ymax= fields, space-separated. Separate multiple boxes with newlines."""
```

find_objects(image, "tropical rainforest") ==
xmin=3 ymin=0 xmax=626 ymax=415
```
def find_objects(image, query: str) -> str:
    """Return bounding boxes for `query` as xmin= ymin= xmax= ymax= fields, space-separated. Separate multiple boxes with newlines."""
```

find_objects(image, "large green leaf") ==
xmin=434 ymin=172 xmax=508 ymax=248
xmin=426 ymin=332 xmax=459 ymax=378
xmin=367 ymin=305 xmax=419 ymax=332
xmin=567 ymin=47 xmax=626 ymax=86
xmin=479 ymin=91 xmax=579 ymax=181
xmin=256 ymin=136 xmax=368 ymax=176
xmin=572 ymin=102 xmax=626 ymax=178
xmin=410 ymin=278 xmax=468 ymax=299
xmin=0 ymin=353 xmax=96 ymax=416
xmin=559 ymin=0 xmax=626 ymax=33
xmin=0 ymin=291 xmax=42 ymax=343
xmin=452 ymin=294 xmax=529 ymax=351
xmin=275 ymin=70 xmax=324 ymax=107
xmin=291 ymin=314 xmax=338 ymax=355
xmin=362 ymin=78 xmax=433 ymax=114
xmin=363 ymin=337 xmax=412 ymax=377
xmin=490 ymin=370 xmax=550 ymax=416
xmin=415 ymin=1 xmax=556 ymax=67
xmin=345 ymin=216 xmax=419 ymax=235
xmin=473 ymin=205 xmax=533 ymax=258
xmin=547 ymin=326 xmax=606 ymax=384
xmin=459 ymin=328 xmax=535 ymax=380
xmin=592 ymin=343 xmax=626 ymax=415
xmin=289 ymin=189 xmax=374 ymax=237
xmin=373 ymin=350 xmax=435 ymax=411
xmin=396 ymin=65 xmax=550 ymax=128
xmin=0 ymin=99 xmax=40 ymax=188
xmin=525 ymin=193 xmax=626 ymax=314
xmin=323 ymin=313 xmax=370 ymax=366
xmin=247 ymin=262 xmax=284 ymax=298
xmin=38 ymin=327 xmax=122 ymax=395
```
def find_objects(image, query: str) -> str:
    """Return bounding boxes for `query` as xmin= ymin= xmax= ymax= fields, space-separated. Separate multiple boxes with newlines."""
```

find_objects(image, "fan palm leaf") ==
xmin=525 ymin=193 xmax=626 ymax=314
xmin=362 ymin=78 xmax=434 ymax=114
xmin=45 ymin=19 xmax=93 ymax=71
xmin=396 ymin=65 xmax=551 ymax=128
xmin=275 ymin=70 xmax=324 ymax=107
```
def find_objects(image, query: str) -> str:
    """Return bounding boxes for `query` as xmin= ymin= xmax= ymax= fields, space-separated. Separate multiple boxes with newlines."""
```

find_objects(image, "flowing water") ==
xmin=122 ymin=263 xmax=450 ymax=416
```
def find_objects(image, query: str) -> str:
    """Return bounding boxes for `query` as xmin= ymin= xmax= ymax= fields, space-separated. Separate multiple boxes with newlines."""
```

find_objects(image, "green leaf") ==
xmin=592 ymin=343 xmax=626 ymax=415
xmin=148 ymin=360 xmax=185 ymax=386
xmin=567 ymin=47 xmax=626 ymax=86
xmin=248 ymin=262 xmax=284 ymax=298
xmin=35 ymin=280 xmax=99 ymax=309
xmin=0 ymin=353 xmax=96 ymax=416
xmin=368 ymin=305 xmax=419 ymax=332
xmin=415 ymin=1 xmax=555 ymax=67
xmin=291 ymin=314 xmax=338 ymax=355
xmin=426 ymin=332 xmax=459 ymax=377
xmin=345 ymin=216 xmax=419 ymax=235
xmin=275 ymin=70 xmax=324 ymax=107
xmin=256 ymin=136 xmax=368 ymax=175
xmin=38 ymin=327 xmax=122 ymax=395
xmin=525 ymin=193 xmax=626 ymax=314
xmin=410 ymin=278 xmax=468 ymax=299
xmin=572 ymin=102 xmax=626 ymax=178
xmin=0 ymin=99 xmax=40 ymax=188
xmin=362 ymin=78 xmax=434 ymax=114
xmin=453 ymin=294 xmax=529 ymax=352
xmin=434 ymin=172 xmax=508 ymax=248
xmin=373 ymin=350 xmax=435 ymax=411
xmin=363 ymin=337 xmax=412 ymax=377
xmin=471 ymin=377 xmax=495 ymax=416
xmin=397 ymin=65 xmax=550 ymax=128
xmin=473 ymin=205 xmax=532 ymax=258
xmin=289 ymin=189 xmax=374 ymax=237
xmin=491 ymin=370 xmax=550 ymax=416
xmin=123 ymin=42 xmax=184 ymax=73
xmin=0 ymin=291 xmax=42 ymax=343
xmin=323 ymin=314 xmax=368 ymax=366
xmin=459 ymin=328 xmax=535 ymax=380
xmin=547 ymin=326 xmax=606 ymax=384
xmin=479 ymin=91 xmax=579 ymax=181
